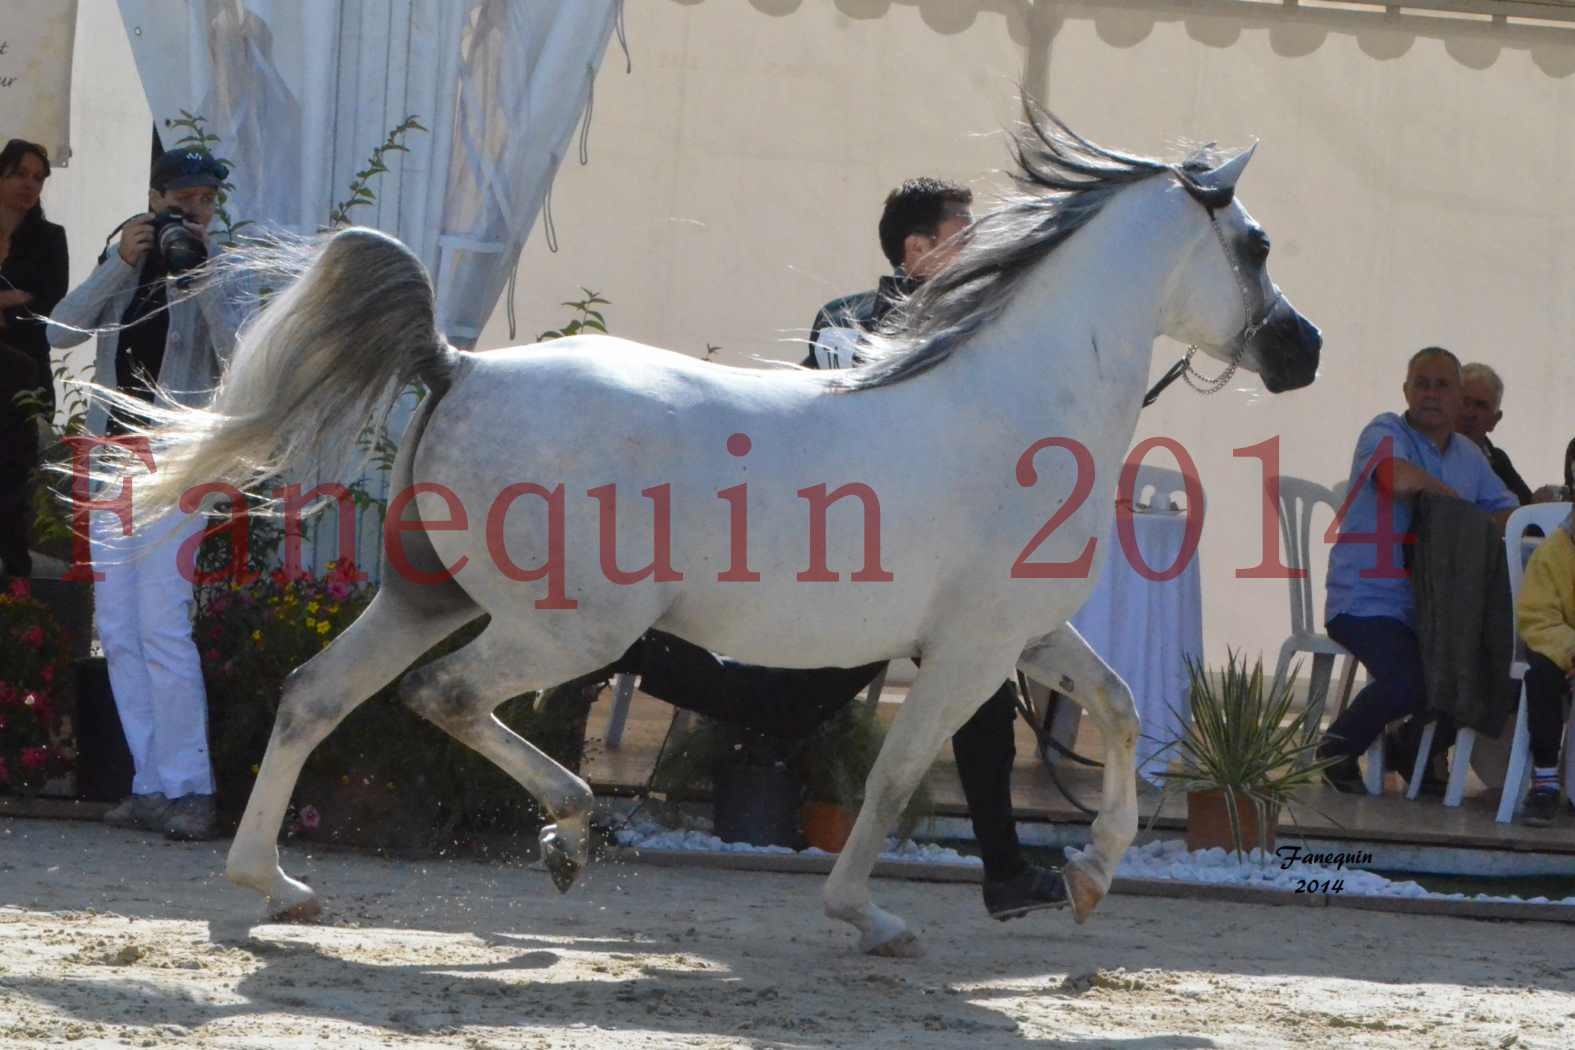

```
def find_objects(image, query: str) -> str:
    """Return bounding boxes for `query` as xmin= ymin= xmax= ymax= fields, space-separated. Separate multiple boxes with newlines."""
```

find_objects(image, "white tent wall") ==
xmin=481 ymin=0 xmax=1575 ymax=676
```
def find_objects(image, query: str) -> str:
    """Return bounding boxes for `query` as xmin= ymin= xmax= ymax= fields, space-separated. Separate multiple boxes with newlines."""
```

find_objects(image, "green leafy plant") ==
xmin=538 ymin=289 xmax=609 ymax=341
xmin=799 ymin=702 xmax=933 ymax=838
xmin=0 ymin=580 xmax=75 ymax=795
xmin=1157 ymin=651 xmax=1336 ymax=858
xmin=328 ymin=115 xmax=427 ymax=228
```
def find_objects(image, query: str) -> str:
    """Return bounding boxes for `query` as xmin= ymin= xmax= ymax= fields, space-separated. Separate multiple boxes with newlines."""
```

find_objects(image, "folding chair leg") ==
xmin=604 ymin=672 xmax=639 ymax=750
xmin=1495 ymin=687 xmax=1533 ymax=824
xmin=1404 ymin=721 xmax=1435 ymax=800
xmin=1444 ymin=728 xmax=1473 ymax=807
xmin=861 ymin=665 xmax=889 ymax=714
xmin=1334 ymin=655 xmax=1360 ymax=718
xmin=1363 ymin=737 xmax=1385 ymax=796
xmin=1304 ymin=651 xmax=1335 ymax=738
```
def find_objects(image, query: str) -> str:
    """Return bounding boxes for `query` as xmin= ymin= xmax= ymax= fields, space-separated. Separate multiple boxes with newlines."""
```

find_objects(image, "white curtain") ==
xmin=1 ymin=1 xmax=79 ymax=164
xmin=115 ymin=0 xmax=618 ymax=322
xmin=434 ymin=0 xmax=619 ymax=345
xmin=113 ymin=0 xmax=622 ymax=576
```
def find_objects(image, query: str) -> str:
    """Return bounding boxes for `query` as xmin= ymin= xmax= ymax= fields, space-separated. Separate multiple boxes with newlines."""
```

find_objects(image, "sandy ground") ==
xmin=2 ymin=819 xmax=1573 ymax=1049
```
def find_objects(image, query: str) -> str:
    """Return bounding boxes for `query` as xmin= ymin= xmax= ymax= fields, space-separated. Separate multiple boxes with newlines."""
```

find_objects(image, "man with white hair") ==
xmin=1456 ymin=362 xmax=1533 ymax=505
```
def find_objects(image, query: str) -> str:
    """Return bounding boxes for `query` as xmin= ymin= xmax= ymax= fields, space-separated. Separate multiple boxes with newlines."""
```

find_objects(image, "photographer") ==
xmin=47 ymin=147 xmax=241 ymax=840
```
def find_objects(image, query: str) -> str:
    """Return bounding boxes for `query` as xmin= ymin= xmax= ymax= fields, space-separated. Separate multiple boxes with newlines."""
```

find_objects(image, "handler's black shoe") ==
xmin=983 ymin=865 xmax=1069 ymax=921
xmin=1316 ymin=740 xmax=1366 ymax=794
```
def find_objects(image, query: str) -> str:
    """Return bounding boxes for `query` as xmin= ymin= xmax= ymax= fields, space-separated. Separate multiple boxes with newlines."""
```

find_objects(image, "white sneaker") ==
xmin=104 ymin=793 xmax=170 ymax=831
xmin=163 ymin=794 xmax=217 ymax=841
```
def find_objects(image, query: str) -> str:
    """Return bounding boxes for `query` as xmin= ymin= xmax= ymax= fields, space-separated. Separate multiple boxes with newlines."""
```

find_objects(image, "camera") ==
xmin=149 ymin=207 xmax=208 ymax=275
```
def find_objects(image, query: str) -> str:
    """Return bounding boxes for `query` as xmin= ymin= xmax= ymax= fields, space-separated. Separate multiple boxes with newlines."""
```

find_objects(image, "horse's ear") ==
xmin=1181 ymin=141 xmax=1258 ymax=210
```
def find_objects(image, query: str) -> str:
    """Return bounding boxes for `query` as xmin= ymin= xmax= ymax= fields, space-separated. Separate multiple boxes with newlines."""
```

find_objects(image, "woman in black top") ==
xmin=0 ymin=138 xmax=68 ymax=579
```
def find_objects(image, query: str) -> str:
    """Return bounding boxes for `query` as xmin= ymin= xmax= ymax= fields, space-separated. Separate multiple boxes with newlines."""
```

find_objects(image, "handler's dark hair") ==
xmin=878 ymin=177 xmax=973 ymax=269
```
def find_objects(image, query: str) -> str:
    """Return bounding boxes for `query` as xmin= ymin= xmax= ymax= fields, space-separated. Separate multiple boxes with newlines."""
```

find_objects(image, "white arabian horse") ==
xmin=109 ymin=109 xmax=1319 ymax=956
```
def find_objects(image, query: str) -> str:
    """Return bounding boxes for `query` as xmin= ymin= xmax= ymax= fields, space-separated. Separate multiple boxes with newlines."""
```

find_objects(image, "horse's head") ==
xmin=1165 ymin=147 xmax=1321 ymax=394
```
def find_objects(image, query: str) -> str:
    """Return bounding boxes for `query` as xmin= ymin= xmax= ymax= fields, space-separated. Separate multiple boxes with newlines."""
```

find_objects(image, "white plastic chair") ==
xmin=1442 ymin=502 xmax=1572 ymax=818
xmin=1265 ymin=477 xmax=1375 ymax=782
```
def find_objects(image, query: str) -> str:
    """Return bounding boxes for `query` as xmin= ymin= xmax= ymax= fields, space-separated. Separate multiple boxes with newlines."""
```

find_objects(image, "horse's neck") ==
xmin=956 ymin=179 xmax=1200 ymax=466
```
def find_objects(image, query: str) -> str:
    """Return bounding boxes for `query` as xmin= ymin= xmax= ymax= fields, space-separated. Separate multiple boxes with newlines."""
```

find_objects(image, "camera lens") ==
xmin=152 ymin=209 xmax=208 ymax=275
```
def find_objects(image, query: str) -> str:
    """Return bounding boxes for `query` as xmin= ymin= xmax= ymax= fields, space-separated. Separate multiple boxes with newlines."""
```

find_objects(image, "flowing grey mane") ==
xmin=829 ymin=107 xmax=1210 ymax=391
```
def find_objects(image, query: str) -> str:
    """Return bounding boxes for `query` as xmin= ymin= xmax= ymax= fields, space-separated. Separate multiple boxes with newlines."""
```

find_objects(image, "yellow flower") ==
xmin=305 ymin=617 xmax=317 ymax=628
xmin=250 ymin=763 xmax=260 ymax=775
xmin=328 ymin=604 xmax=340 ymax=614
xmin=251 ymin=629 xmax=261 ymax=642
xmin=317 ymin=620 xmax=331 ymax=636
xmin=306 ymin=601 xmax=320 ymax=614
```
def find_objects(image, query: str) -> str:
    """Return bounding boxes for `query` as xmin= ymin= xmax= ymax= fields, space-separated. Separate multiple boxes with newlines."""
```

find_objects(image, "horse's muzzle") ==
xmin=1258 ymin=308 xmax=1321 ymax=393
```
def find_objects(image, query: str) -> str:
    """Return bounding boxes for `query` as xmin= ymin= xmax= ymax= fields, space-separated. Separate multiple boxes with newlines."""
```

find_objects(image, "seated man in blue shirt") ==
xmin=1317 ymin=346 xmax=1518 ymax=792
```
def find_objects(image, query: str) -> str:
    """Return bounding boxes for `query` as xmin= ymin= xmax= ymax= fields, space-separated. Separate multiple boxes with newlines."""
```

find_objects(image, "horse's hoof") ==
xmin=1062 ymin=856 xmax=1106 ymax=925
xmin=863 ymin=929 xmax=925 ymax=958
xmin=267 ymin=895 xmax=322 ymax=924
xmin=539 ymin=825 xmax=582 ymax=894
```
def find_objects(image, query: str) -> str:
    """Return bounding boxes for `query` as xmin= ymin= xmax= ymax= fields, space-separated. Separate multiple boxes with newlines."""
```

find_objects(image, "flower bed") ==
xmin=196 ymin=558 xmax=594 ymax=852
xmin=0 ymin=580 xmax=75 ymax=794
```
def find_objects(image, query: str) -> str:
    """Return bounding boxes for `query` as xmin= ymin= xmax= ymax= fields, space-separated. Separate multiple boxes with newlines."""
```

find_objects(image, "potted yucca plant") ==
xmin=1158 ymin=651 xmax=1335 ymax=858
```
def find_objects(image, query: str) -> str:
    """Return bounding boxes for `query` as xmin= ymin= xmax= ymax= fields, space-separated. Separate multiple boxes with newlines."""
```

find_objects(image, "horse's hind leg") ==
xmin=1018 ymin=623 xmax=1139 ymax=923
xmin=823 ymin=642 xmax=1024 ymax=957
xmin=226 ymin=588 xmax=479 ymax=919
xmin=397 ymin=624 xmax=620 ymax=894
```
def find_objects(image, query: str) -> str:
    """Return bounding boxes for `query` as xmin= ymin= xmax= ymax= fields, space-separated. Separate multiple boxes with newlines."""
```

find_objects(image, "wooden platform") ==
xmin=583 ymin=687 xmax=1575 ymax=859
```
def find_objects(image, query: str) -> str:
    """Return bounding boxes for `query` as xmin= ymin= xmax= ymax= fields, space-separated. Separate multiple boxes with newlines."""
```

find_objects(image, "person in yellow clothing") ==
xmin=1514 ymin=510 xmax=1575 ymax=826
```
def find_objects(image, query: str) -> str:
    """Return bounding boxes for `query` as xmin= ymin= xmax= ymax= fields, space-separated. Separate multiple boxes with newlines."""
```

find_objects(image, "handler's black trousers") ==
xmin=629 ymin=631 xmax=1025 ymax=882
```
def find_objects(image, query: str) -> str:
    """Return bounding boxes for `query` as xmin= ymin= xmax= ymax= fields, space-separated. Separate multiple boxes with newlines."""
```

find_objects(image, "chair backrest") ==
xmin=1128 ymin=464 xmax=1205 ymax=518
xmin=1273 ymin=474 xmax=1346 ymax=638
xmin=1505 ymin=502 xmax=1573 ymax=623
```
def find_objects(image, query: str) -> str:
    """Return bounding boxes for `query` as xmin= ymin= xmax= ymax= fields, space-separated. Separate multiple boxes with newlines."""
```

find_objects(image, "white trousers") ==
xmin=91 ymin=508 xmax=214 ymax=799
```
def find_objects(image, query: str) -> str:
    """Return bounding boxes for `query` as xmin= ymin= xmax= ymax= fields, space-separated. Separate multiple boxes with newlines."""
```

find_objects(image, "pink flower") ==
xmin=299 ymin=804 xmax=321 ymax=831
xmin=8 ymin=578 xmax=29 ymax=598
xmin=20 ymin=626 xmax=44 ymax=649
xmin=19 ymin=746 xmax=48 ymax=773
xmin=326 ymin=580 xmax=352 ymax=602
xmin=40 ymin=665 xmax=54 ymax=685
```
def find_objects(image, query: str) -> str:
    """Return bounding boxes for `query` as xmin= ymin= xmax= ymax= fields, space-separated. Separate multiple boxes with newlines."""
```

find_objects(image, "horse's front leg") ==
xmin=823 ymin=644 xmax=1024 ymax=957
xmin=1018 ymin=623 xmax=1139 ymax=923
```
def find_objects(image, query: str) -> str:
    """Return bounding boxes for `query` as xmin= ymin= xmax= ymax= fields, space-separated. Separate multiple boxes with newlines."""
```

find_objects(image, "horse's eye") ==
xmin=1247 ymin=229 xmax=1270 ymax=263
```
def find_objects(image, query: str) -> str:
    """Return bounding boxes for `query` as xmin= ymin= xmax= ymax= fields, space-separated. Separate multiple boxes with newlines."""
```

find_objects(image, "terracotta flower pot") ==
xmin=800 ymin=801 xmax=857 ymax=852
xmin=1185 ymin=789 xmax=1278 ymax=854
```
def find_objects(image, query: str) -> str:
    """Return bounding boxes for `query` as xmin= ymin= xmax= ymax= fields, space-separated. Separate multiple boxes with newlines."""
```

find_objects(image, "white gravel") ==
xmin=613 ymin=821 xmax=1575 ymax=905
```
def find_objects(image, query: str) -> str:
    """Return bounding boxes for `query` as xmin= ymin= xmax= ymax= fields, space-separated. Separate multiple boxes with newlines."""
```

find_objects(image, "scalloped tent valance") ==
xmin=722 ymin=0 xmax=1575 ymax=77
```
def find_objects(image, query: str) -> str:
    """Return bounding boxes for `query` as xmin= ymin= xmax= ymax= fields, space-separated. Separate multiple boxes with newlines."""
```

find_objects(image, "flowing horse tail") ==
xmin=119 ymin=226 xmax=460 ymax=522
